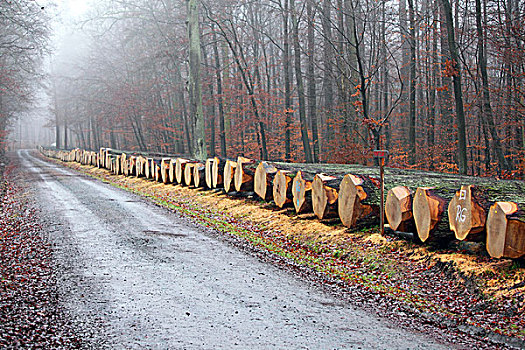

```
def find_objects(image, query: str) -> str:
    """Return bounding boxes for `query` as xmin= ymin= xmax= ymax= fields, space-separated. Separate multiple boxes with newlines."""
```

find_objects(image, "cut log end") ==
xmin=292 ymin=171 xmax=312 ymax=213
xmin=312 ymin=175 xmax=328 ymax=219
xmin=205 ymin=158 xmax=214 ymax=189
xmin=385 ymin=186 xmax=413 ymax=231
xmin=184 ymin=163 xmax=194 ymax=186
xmin=447 ymin=185 xmax=486 ymax=241
xmin=212 ymin=157 xmax=224 ymax=188
xmin=272 ymin=170 xmax=292 ymax=208
xmin=254 ymin=162 xmax=277 ymax=201
xmin=234 ymin=157 xmax=255 ymax=192
xmin=223 ymin=160 xmax=237 ymax=193
xmin=193 ymin=163 xmax=205 ymax=188
xmin=312 ymin=174 xmax=338 ymax=220
xmin=413 ymin=187 xmax=445 ymax=243
xmin=169 ymin=159 xmax=176 ymax=183
xmin=338 ymin=174 xmax=360 ymax=227
xmin=161 ymin=158 xmax=170 ymax=184
xmin=175 ymin=158 xmax=190 ymax=184
xmin=487 ymin=202 xmax=525 ymax=259
xmin=254 ymin=162 xmax=268 ymax=200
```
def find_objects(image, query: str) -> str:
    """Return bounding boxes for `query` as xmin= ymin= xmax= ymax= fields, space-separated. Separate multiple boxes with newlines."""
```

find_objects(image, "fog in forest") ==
xmin=2 ymin=0 xmax=524 ymax=178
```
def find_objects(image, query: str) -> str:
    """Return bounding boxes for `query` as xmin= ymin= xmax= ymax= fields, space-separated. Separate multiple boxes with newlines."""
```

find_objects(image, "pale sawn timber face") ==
xmin=205 ymin=158 xmax=214 ymax=189
xmin=272 ymin=170 xmax=291 ymax=208
xmin=414 ymin=188 xmax=432 ymax=242
xmin=292 ymin=171 xmax=307 ymax=213
xmin=338 ymin=174 xmax=359 ymax=228
xmin=254 ymin=162 xmax=268 ymax=200
xmin=312 ymin=175 xmax=328 ymax=220
xmin=385 ymin=186 xmax=408 ymax=231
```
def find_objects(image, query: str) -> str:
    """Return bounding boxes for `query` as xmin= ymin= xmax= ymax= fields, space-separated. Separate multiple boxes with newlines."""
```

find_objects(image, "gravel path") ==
xmin=18 ymin=150 xmax=455 ymax=349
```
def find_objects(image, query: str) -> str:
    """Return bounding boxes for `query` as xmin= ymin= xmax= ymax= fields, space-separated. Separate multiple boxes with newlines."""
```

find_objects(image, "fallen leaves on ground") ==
xmin=0 ymin=162 xmax=82 ymax=349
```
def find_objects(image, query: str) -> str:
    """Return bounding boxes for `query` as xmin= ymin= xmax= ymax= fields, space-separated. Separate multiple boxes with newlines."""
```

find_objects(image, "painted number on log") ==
xmin=456 ymin=205 xmax=467 ymax=223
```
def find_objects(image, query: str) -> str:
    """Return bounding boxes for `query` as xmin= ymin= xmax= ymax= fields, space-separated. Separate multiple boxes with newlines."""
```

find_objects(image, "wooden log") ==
xmin=312 ymin=174 xmax=339 ymax=220
xmin=338 ymin=174 xmax=380 ymax=228
xmin=184 ymin=163 xmax=195 ymax=186
xmin=292 ymin=170 xmax=313 ymax=213
xmin=272 ymin=170 xmax=293 ymax=208
xmin=385 ymin=186 xmax=415 ymax=232
xmin=144 ymin=158 xmax=153 ymax=179
xmin=447 ymin=185 xmax=488 ymax=242
xmin=98 ymin=148 xmax=105 ymax=168
xmin=234 ymin=157 xmax=256 ymax=192
xmin=128 ymin=156 xmax=137 ymax=176
xmin=487 ymin=202 xmax=525 ymax=259
xmin=135 ymin=156 xmax=146 ymax=177
xmin=119 ymin=153 xmax=127 ymax=175
xmin=110 ymin=156 xmax=117 ymax=174
xmin=161 ymin=158 xmax=171 ymax=184
xmin=169 ymin=159 xmax=176 ymax=183
xmin=205 ymin=158 xmax=214 ymax=189
xmin=254 ymin=161 xmax=278 ymax=201
xmin=193 ymin=162 xmax=206 ymax=188
xmin=105 ymin=151 xmax=112 ymax=170
xmin=114 ymin=155 xmax=121 ymax=175
xmin=223 ymin=160 xmax=237 ymax=193
xmin=175 ymin=158 xmax=191 ymax=184
xmin=212 ymin=157 xmax=226 ymax=188
xmin=153 ymin=159 xmax=162 ymax=182
xmin=122 ymin=155 xmax=129 ymax=174
xmin=123 ymin=157 xmax=130 ymax=176
xmin=413 ymin=187 xmax=454 ymax=243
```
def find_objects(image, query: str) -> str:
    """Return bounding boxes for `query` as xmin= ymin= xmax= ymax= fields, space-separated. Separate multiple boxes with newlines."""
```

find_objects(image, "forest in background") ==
xmin=1 ymin=0 xmax=524 ymax=178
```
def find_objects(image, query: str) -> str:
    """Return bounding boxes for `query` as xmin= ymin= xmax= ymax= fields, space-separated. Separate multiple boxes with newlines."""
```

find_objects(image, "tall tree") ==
xmin=475 ymin=0 xmax=506 ymax=173
xmin=440 ymin=0 xmax=468 ymax=175
xmin=187 ymin=0 xmax=207 ymax=160
xmin=291 ymin=0 xmax=313 ymax=163
xmin=306 ymin=0 xmax=319 ymax=162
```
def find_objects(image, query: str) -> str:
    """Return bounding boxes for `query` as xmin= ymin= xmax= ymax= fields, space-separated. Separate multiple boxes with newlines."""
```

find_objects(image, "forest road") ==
xmin=18 ymin=149 xmax=452 ymax=349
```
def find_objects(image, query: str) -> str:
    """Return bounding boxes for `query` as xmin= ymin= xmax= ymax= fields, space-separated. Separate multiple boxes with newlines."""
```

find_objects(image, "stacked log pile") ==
xmin=39 ymin=146 xmax=525 ymax=259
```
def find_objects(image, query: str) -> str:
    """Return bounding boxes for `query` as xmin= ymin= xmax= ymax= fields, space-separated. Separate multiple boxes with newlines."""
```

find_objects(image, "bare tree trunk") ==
xmin=202 ymin=43 xmax=216 ymax=157
xmin=428 ymin=1 xmax=438 ymax=170
xmin=440 ymin=0 xmax=468 ymax=175
xmin=408 ymin=0 xmax=416 ymax=164
xmin=475 ymin=0 xmax=506 ymax=174
xmin=291 ymin=0 xmax=313 ymax=163
xmin=212 ymin=29 xmax=227 ymax=157
xmin=187 ymin=0 xmax=207 ymax=160
xmin=283 ymin=0 xmax=292 ymax=161
xmin=64 ymin=111 xmax=68 ymax=150
xmin=321 ymin=0 xmax=334 ymax=149
xmin=381 ymin=0 xmax=390 ymax=151
xmin=399 ymin=0 xmax=410 ymax=138
xmin=307 ymin=0 xmax=319 ymax=162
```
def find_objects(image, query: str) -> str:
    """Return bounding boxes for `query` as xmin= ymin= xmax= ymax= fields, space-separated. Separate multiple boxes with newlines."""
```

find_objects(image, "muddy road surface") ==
xmin=18 ymin=150 xmax=454 ymax=349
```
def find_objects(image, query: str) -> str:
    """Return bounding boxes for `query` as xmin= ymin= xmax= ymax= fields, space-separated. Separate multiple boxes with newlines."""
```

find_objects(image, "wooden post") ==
xmin=380 ymin=158 xmax=385 ymax=235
